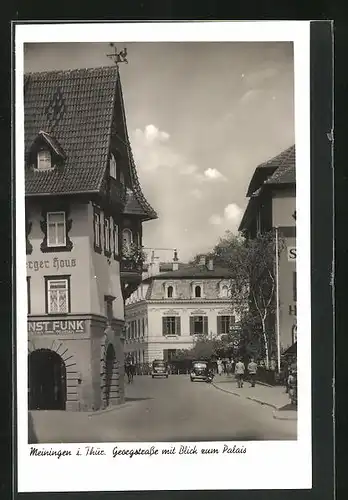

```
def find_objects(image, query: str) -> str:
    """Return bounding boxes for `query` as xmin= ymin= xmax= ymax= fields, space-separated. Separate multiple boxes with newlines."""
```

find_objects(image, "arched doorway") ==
xmin=28 ymin=349 xmax=67 ymax=410
xmin=104 ymin=344 xmax=116 ymax=407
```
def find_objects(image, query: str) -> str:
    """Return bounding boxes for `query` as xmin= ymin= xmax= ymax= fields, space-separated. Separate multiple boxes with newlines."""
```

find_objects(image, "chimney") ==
xmin=207 ymin=258 xmax=214 ymax=271
xmin=172 ymin=249 xmax=179 ymax=271
xmin=199 ymin=255 xmax=206 ymax=267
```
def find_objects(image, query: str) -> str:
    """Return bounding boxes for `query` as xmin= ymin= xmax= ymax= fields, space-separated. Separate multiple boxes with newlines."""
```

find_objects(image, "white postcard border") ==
xmin=15 ymin=21 xmax=311 ymax=492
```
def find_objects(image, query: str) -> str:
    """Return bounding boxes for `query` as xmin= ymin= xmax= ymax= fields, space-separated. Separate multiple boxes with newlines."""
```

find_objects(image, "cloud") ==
xmin=224 ymin=203 xmax=243 ymax=221
xmin=209 ymin=203 xmax=243 ymax=229
xmin=134 ymin=124 xmax=170 ymax=143
xmin=204 ymin=168 xmax=226 ymax=180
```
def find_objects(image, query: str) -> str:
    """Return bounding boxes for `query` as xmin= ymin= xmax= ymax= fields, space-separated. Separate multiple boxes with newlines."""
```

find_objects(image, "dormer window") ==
xmin=167 ymin=286 xmax=173 ymax=298
xmin=164 ymin=282 xmax=176 ymax=299
xmin=37 ymin=149 xmax=52 ymax=171
xmin=109 ymin=155 xmax=117 ymax=179
xmin=191 ymin=281 xmax=204 ymax=299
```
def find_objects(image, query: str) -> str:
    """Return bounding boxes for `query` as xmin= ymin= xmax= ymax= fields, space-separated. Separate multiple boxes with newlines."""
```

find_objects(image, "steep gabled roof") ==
xmin=25 ymin=66 xmax=118 ymax=195
xmin=246 ymin=145 xmax=295 ymax=196
xmin=117 ymin=81 xmax=157 ymax=221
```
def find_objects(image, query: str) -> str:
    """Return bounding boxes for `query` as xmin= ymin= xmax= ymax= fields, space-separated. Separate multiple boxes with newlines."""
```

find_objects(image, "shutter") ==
xmin=217 ymin=315 xmax=222 ymax=335
xmin=293 ymin=271 xmax=297 ymax=302
xmin=203 ymin=316 xmax=208 ymax=335
xmin=190 ymin=316 xmax=194 ymax=335
xmin=176 ymin=317 xmax=181 ymax=336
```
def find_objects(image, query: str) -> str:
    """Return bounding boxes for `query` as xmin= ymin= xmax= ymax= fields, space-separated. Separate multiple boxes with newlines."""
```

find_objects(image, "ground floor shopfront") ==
xmin=27 ymin=315 xmax=125 ymax=411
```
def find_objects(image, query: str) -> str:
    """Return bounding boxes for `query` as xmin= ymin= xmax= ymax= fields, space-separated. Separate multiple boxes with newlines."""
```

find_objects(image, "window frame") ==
xmin=109 ymin=154 xmax=117 ymax=179
xmin=191 ymin=281 xmax=204 ymax=299
xmin=47 ymin=211 xmax=66 ymax=248
xmin=37 ymin=149 xmax=52 ymax=171
xmin=162 ymin=316 xmax=181 ymax=336
xmin=218 ymin=315 xmax=236 ymax=335
xmin=190 ymin=315 xmax=208 ymax=335
xmin=93 ymin=205 xmax=102 ymax=254
xmin=45 ymin=275 xmax=71 ymax=315
xmin=122 ymin=228 xmax=133 ymax=246
xmin=113 ymin=223 xmax=119 ymax=259
xmin=104 ymin=215 xmax=111 ymax=257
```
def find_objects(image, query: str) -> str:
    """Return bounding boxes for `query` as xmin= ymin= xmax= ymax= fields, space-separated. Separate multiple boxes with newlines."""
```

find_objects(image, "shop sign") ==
xmin=26 ymin=257 xmax=77 ymax=272
xmin=28 ymin=319 xmax=86 ymax=335
xmin=287 ymin=247 xmax=296 ymax=262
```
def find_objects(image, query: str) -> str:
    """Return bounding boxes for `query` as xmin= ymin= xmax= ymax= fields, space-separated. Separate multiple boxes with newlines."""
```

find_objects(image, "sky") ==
xmin=24 ymin=42 xmax=294 ymax=263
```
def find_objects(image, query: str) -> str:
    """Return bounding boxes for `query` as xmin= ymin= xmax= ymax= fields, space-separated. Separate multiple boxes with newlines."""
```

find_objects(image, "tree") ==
xmin=211 ymin=230 xmax=284 ymax=369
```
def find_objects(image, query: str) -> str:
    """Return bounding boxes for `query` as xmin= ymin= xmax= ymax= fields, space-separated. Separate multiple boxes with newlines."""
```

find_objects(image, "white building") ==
xmin=124 ymin=257 xmax=241 ymax=363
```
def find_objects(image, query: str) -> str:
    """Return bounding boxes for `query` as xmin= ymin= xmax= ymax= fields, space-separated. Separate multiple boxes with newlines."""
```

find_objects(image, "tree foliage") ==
xmin=210 ymin=230 xmax=285 ymax=368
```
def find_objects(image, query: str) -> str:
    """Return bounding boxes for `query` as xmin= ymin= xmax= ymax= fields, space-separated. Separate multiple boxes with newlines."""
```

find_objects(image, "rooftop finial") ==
xmin=106 ymin=43 xmax=128 ymax=66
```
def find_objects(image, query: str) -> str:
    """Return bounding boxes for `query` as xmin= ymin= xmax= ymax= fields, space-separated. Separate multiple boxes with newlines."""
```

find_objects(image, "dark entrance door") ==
xmin=28 ymin=349 xmax=67 ymax=410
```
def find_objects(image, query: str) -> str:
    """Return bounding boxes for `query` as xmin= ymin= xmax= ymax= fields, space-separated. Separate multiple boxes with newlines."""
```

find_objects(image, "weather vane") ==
xmin=106 ymin=43 xmax=128 ymax=65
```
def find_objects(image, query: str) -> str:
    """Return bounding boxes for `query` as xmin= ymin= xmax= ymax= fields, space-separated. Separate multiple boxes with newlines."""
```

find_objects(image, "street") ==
xmin=29 ymin=375 xmax=296 ymax=443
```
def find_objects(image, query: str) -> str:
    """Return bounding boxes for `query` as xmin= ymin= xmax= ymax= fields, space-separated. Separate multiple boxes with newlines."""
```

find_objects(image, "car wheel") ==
xmin=166 ymin=375 xmax=169 ymax=378
xmin=152 ymin=375 xmax=154 ymax=378
xmin=190 ymin=378 xmax=194 ymax=382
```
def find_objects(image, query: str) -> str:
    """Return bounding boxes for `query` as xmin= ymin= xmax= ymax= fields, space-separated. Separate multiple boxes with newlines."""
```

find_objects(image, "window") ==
xmin=191 ymin=282 xmax=204 ymax=298
xmin=162 ymin=316 xmax=181 ymax=336
xmin=104 ymin=216 xmax=111 ymax=256
xmin=221 ymin=285 xmax=229 ymax=298
xmin=167 ymin=286 xmax=173 ymax=298
xmin=123 ymin=228 xmax=133 ymax=246
xmin=190 ymin=316 xmax=208 ymax=335
xmin=113 ymin=224 xmax=119 ymax=258
xmin=217 ymin=315 xmax=235 ymax=335
xmin=27 ymin=277 xmax=31 ymax=315
xmin=45 ymin=277 xmax=70 ymax=314
xmin=109 ymin=155 xmax=117 ymax=179
xmin=37 ymin=150 xmax=52 ymax=170
xmin=105 ymin=295 xmax=114 ymax=322
xmin=93 ymin=207 xmax=101 ymax=252
xmin=47 ymin=212 xmax=66 ymax=247
xmin=142 ymin=318 xmax=145 ymax=337
xmin=293 ymin=271 xmax=297 ymax=302
xmin=194 ymin=285 xmax=201 ymax=298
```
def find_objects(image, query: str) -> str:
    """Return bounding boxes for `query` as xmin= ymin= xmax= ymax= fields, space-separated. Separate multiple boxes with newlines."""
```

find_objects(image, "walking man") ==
xmin=235 ymin=358 xmax=245 ymax=388
xmin=247 ymin=358 xmax=258 ymax=387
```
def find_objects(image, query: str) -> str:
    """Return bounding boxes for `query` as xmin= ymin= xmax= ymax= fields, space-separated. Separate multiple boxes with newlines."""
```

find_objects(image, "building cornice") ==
xmin=126 ymin=299 xmax=237 ymax=307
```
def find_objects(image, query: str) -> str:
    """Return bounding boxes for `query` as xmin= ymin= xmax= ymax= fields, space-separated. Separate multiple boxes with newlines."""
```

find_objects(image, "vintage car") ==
xmin=190 ymin=360 xmax=210 ymax=382
xmin=151 ymin=359 xmax=169 ymax=378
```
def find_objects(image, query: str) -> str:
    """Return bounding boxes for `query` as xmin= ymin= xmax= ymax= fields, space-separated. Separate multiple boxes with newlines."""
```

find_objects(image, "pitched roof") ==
xmin=25 ymin=66 xmax=118 ymax=195
xmin=143 ymin=265 xmax=232 ymax=281
xmin=265 ymin=151 xmax=296 ymax=185
xmin=24 ymin=65 xmax=158 ymax=221
xmin=246 ymin=145 xmax=295 ymax=196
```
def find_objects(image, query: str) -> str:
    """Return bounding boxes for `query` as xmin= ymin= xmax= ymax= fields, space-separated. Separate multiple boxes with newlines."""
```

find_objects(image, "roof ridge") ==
xmin=117 ymin=80 xmax=158 ymax=220
xmin=24 ymin=65 xmax=119 ymax=77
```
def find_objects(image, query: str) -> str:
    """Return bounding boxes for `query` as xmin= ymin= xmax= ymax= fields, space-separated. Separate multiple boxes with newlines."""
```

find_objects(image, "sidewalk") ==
xmin=212 ymin=375 xmax=297 ymax=421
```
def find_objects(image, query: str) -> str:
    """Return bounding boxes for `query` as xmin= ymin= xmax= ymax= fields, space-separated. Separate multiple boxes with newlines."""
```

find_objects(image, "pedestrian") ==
xmin=217 ymin=358 xmax=223 ymax=376
xmin=235 ymin=358 xmax=245 ymax=388
xmin=225 ymin=359 xmax=232 ymax=376
xmin=247 ymin=358 xmax=258 ymax=387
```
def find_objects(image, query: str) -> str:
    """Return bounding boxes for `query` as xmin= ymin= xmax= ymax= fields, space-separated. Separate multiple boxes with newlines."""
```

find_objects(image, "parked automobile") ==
xmin=151 ymin=359 xmax=169 ymax=378
xmin=190 ymin=360 xmax=212 ymax=382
